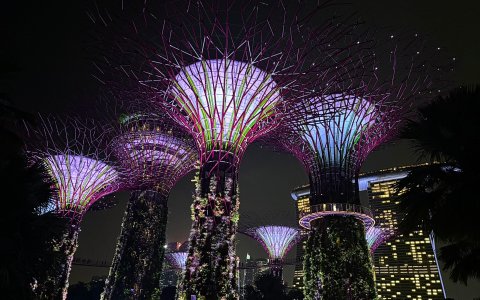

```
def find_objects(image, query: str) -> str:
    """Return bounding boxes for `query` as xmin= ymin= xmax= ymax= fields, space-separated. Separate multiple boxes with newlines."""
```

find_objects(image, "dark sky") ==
xmin=2 ymin=0 xmax=480 ymax=298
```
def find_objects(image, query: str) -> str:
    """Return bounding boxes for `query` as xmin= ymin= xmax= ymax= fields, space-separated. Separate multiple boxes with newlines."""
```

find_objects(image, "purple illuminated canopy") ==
xmin=113 ymin=114 xmax=197 ymax=193
xmin=166 ymin=252 xmax=188 ymax=270
xmin=28 ymin=117 xmax=125 ymax=221
xmin=268 ymin=31 xmax=450 ymax=187
xmin=303 ymin=94 xmax=377 ymax=172
xmin=168 ymin=59 xmax=282 ymax=164
xmin=43 ymin=154 xmax=119 ymax=217
xmin=245 ymin=226 xmax=300 ymax=261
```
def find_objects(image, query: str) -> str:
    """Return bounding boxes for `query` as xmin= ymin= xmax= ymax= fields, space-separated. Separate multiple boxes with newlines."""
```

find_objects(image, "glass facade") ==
xmin=239 ymin=256 xmax=269 ymax=296
xmin=369 ymin=179 xmax=445 ymax=299
xmin=292 ymin=189 xmax=310 ymax=290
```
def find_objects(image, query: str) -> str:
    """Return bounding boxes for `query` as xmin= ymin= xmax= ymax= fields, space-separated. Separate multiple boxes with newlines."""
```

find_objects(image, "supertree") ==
xmin=266 ymin=33 xmax=451 ymax=299
xmin=101 ymin=112 xmax=197 ymax=300
xmin=243 ymin=226 xmax=300 ymax=279
xmin=118 ymin=1 xmax=368 ymax=297
xmin=27 ymin=117 xmax=123 ymax=300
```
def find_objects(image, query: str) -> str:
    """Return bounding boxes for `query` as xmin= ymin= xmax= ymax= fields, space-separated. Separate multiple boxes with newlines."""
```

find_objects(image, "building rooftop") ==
xmin=291 ymin=163 xmax=435 ymax=200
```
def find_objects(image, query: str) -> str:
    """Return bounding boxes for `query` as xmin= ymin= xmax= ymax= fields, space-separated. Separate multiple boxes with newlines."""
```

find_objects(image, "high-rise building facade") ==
xmin=239 ymin=255 xmax=269 ymax=297
xmin=241 ymin=255 xmax=269 ymax=287
xmin=367 ymin=169 xmax=445 ymax=299
xmin=291 ymin=166 xmax=446 ymax=299
xmin=160 ymin=261 xmax=179 ymax=289
xmin=291 ymin=186 xmax=310 ymax=290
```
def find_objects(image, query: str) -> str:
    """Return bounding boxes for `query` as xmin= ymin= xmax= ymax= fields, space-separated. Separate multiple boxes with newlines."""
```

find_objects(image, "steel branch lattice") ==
xmin=303 ymin=94 xmax=377 ymax=174
xmin=245 ymin=226 xmax=300 ymax=261
xmin=112 ymin=113 xmax=197 ymax=194
xmin=285 ymin=90 xmax=403 ymax=188
xmin=267 ymin=31 xmax=452 ymax=198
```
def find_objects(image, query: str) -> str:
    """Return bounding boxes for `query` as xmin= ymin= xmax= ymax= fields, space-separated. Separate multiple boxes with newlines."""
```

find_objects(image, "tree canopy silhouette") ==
xmin=0 ymin=101 xmax=66 ymax=299
xmin=396 ymin=85 xmax=480 ymax=284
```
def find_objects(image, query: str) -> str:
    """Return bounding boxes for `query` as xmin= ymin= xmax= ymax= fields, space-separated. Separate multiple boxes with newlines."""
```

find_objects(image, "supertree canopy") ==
xmin=44 ymin=154 xmax=119 ymax=218
xmin=166 ymin=252 xmax=189 ymax=271
xmin=102 ymin=113 xmax=196 ymax=300
xmin=28 ymin=117 xmax=123 ymax=300
xmin=304 ymin=94 xmax=376 ymax=175
xmin=125 ymin=1 xmax=364 ymax=297
xmin=244 ymin=226 xmax=300 ymax=278
xmin=112 ymin=113 xmax=196 ymax=193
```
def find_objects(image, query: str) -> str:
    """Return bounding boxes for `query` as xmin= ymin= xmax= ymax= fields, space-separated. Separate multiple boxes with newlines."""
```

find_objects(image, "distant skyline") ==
xmin=2 ymin=0 xmax=480 ymax=298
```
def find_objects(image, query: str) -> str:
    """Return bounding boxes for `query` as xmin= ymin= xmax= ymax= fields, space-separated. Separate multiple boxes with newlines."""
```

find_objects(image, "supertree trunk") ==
xmin=181 ymin=161 xmax=239 ymax=299
xmin=35 ymin=222 xmax=80 ymax=300
xmin=35 ymin=221 xmax=80 ymax=300
xmin=33 ymin=222 xmax=79 ymax=300
xmin=59 ymin=225 xmax=81 ymax=300
xmin=308 ymin=169 xmax=357 ymax=204
xmin=102 ymin=190 xmax=168 ymax=300
xmin=303 ymin=216 xmax=377 ymax=300
xmin=270 ymin=262 xmax=283 ymax=279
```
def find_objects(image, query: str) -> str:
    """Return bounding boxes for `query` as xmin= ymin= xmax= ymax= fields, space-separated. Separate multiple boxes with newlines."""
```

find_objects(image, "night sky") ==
xmin=2 ymin=1 xmax=480 ymax=298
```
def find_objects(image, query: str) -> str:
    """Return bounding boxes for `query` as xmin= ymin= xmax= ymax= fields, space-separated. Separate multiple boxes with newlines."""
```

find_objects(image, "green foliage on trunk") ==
xmin=180 ymin=173 xmax=239 ymax=299
xmin=304 ymin=216 xmax=377 ymax=300
xmin=102 ymin=190 xmax=168 ymax=300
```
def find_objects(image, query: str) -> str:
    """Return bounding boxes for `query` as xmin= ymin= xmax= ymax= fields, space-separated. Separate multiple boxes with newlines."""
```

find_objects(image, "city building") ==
xmin=159 ymin=261 xmax=178 ymax=289
xmin=291 ymin=166 xmax=446 ymax=299
xmin=240 ymin=254 xmax=269 ymax=292
xmin=291 ymin=187 xmax=310 ymax=290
